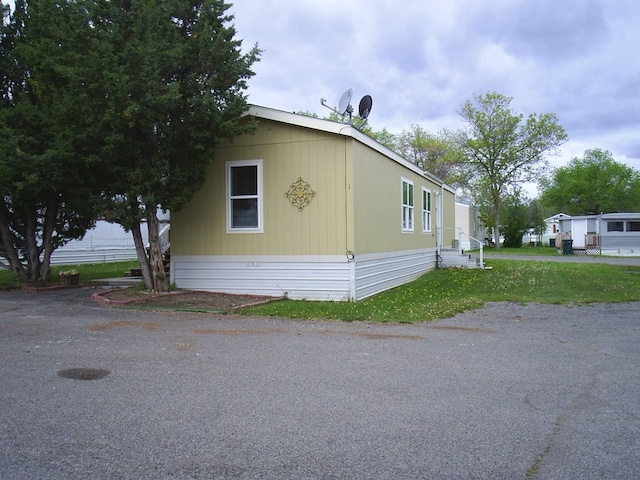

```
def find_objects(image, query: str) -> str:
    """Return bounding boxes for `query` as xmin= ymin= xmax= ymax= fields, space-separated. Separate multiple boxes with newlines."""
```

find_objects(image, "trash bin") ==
xmin=549 ymin=238 xmax=556 ymax=248
xmin=562 ymin=239 xmax=573 ymax=255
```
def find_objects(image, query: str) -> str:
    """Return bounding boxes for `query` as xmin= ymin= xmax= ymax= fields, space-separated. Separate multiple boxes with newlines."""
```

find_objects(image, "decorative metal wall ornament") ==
xmin=285 ymin=177 xmax=316 ymax=211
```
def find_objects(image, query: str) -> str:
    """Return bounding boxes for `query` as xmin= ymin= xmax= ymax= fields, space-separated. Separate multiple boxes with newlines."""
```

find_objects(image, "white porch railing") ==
xmin=457 ymin=229 xmax=485 ymax=269
xmin=159 ymin=223 xmax=171 ymax=253
xmin=437 ymin=227 xmax=486 ymax=269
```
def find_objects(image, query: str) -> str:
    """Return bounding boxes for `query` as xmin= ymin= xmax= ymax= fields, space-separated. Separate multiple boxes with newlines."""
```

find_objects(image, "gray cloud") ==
xmin=492 ymin=0 xmax=608 ymax=59
xmin=231 ymin=0 xmax=640 ymax=179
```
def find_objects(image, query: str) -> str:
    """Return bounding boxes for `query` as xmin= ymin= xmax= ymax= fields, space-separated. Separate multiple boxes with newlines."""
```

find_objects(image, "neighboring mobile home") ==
xmin=170 ymin=106 xmax=456 ymax=301
xmin=454 ymin=202 xmax=486 ymax=250
xmin=47 ymin=210 xmax=170 ymax=265
xmin=557 ymin=212 xmax=640 ymax=255
xmin=542 ymin=213 xmax=570 ymax=246
xmin=49 ymin=219 xmax=141 ymax=265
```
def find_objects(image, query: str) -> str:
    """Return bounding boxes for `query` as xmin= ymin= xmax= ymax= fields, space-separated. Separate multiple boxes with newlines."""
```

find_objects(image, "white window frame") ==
xmin=422 ymin=187 xmax=432 ymax=233
xmin=226 ymin=159 xmax=263 ymax=233
xmin=401 ymin=178 xmax=414 ymax=232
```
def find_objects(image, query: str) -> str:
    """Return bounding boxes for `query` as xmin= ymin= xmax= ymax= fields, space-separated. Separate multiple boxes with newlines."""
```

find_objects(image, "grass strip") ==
xmin=239 ymin=260 xmax=640 ymax=323
xmin=0 ymin=261 xmax=140 ymax=286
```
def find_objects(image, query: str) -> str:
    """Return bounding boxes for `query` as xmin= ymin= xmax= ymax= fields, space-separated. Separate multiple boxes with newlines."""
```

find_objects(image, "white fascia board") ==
xmin=600 ymin=212 xmax=640 ymax=219
xmin=544 ymin=212 xmax=571 ymax=222
xmin=245 ymin=105 xmax=353 ymax=135
xmin=245 ymin=105 xmax=455 ymax=194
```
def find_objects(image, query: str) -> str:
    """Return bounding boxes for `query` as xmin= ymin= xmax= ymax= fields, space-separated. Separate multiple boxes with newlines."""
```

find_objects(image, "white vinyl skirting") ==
xmin=171 ymin=249 xmax=437 ymax=301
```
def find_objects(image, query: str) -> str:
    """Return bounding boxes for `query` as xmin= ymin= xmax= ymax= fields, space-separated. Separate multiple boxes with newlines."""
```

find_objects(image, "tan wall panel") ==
xmin=172 ymin=120 xmax=350 ymax=256
xmin=351 ymin=142 xmax=443 ymax=254
xmin=442 ymin=190 xmax=456 ymax=247
xmin=172 ymin=118 xmax=455 ymax=258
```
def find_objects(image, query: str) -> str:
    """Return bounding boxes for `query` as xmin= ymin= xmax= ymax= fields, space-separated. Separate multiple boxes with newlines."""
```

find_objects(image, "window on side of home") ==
xmin=226 ymin=160 xmax=262 ymax=233
xmin=627 ymin=221 xmax=640 ymax=232
xmin=402 ymin=178 xmax=414 ymax=232
xmin=607 ymin=221 xmax=624 ymax=232
xmin=422 ymin=187 xmax=431 ymax=232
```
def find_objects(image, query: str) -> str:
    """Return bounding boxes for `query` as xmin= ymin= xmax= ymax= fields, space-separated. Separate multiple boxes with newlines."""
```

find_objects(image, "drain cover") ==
xmin=57 ymin=368 xmax=111 ymax=380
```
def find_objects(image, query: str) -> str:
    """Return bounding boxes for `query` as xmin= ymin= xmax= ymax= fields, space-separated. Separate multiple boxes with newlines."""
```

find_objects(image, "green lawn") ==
xmin=3 ymin=258 xmax=639 ymax=324
xmin=0 ymin=261 xmax=140 ymax=287
xmin=239 ymin=260 xmax=640 ymax=323
xmin=476 ymin=245 xmax=558 ymax=256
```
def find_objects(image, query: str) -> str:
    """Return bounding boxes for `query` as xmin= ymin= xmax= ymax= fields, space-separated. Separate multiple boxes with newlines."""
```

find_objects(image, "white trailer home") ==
xmin=557 ymin=213 xmax=640 ymax=256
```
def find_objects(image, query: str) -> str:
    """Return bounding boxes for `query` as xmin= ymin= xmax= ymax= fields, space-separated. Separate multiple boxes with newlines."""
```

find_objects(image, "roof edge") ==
xmin=244 ymin=105 xmax=455 ymax=193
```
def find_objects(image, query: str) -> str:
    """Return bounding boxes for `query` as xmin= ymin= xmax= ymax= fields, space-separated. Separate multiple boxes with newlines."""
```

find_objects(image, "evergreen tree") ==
xmin=0 ymin=0 xmax=106 ymax=282
xmin=91 ymin=0 xmax=260 ymax=292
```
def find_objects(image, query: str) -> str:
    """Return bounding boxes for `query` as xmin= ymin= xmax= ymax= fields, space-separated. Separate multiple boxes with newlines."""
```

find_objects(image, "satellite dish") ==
xmin=338 ymin=88 xmax=353 ymax=116
xmin=358 ymin=95 xmax=373 ymax=120
xmin=320 ymin=88 xmax=369 ymax=124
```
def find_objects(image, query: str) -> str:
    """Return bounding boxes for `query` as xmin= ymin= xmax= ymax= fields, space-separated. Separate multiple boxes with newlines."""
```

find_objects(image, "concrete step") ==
xmin=439 ymin=250 xmax=485 ymax=269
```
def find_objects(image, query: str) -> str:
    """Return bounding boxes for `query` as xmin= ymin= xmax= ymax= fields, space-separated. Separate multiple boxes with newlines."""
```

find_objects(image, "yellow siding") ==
xmin=441 ymin=190 xmax=456 ymax=247
xmin=171 ymin=119 xmax=350 ymax=256
xmin=351 ymin=142 xmax=442 ymax=254
xmin=172 ymin=117 xmax=456 ymax=258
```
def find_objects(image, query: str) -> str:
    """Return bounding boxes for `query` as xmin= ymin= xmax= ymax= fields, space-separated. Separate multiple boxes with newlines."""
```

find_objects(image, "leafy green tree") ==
xmin=501 ymin=196 xmax=529 ymax=248
xmin=0 ymin=0 xmax=106 ymax=283
xmin=91 ymin=0 xmax=261 ymax=291
xmin=459 ymin=92 xmax=567 ymax=249
xmin=539 ymin=148 xmax=640 ymax=215
xmin=527 ymin=199 xmax=548 ymax=246
xmin=395 ymin=125 xmax=468 ymax=192
xmin=368 ymin=127 xmax=396 ymax=150
xmin=297 ymin=109 xmax=397 ymax=149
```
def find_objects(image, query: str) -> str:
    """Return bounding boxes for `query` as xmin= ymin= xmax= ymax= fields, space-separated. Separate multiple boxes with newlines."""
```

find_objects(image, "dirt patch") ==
xmin=193 ymin=327 xmax=288 ymax=335
xmin=429 ymin=325 xmax=494 ymax=333
xmin=89 ymin=320 xmax=164 ymax=332
xmin=92 ymin=288 xmax=280 ymax=314
xmin=350 ymin=332 xmax=424 ymax=340
xmin=57 ymin=368 xmax=111 ymax=380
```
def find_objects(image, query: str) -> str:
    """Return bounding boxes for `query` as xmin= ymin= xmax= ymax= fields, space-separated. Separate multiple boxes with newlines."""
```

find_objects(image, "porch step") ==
xmin=438 ymin=249 xmax=485 ymax=269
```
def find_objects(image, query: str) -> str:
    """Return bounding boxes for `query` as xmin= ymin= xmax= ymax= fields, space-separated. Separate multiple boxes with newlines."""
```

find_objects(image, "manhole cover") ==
xmin=57 ymin=368 xmax=111 ymax=381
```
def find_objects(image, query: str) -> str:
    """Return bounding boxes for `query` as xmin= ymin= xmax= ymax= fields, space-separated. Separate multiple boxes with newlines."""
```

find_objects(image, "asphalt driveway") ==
xmin=1 ymin=286 xmax=639 ymax=479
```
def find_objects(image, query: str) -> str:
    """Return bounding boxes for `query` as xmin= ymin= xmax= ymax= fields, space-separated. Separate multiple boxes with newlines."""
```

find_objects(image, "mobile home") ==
xmin=170 ymin=106 xmax=456 ymax=300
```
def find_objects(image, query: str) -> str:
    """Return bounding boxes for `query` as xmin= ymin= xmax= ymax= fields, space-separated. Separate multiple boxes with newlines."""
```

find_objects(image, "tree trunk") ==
xmin=131 ymin=222 xmax=152 ymax=289
xmin=0 ymin=203 xmax=27 ymax=282
xmin=24 ymin=209 xmax=42 ymax=282
xmin=493 ymin=195 xmax=502 ymax=250
xmin=146 ymin=204 xmax=167 ymax=293
xmin=39 ymin=199 xmax=58 ymax=282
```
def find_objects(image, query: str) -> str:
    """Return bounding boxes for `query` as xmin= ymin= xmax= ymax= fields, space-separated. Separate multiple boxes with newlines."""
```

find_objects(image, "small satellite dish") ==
xmin=321 ymin=88 xmax=369 ymax=124
xmin=358 ymin=95 xmax=373 ymax=120
xmin=338 ymin=88 xmax=353 ymax=116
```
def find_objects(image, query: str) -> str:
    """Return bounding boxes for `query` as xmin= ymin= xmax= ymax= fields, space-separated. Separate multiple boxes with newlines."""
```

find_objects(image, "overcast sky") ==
xmin=4 ymin=0 xmax=638 ymax=194
xmin=230 ymin=0 xmax=640 ymax=192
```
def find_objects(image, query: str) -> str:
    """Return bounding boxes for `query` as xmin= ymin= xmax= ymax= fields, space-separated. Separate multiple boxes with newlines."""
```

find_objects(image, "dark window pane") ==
xmin=231 ymin=166 xmax=257 ymax=196
xmin=607 ymin=221 xmax=624 ymax=232
xmin=627 ymin=221 xmax=640 ymax=232
xmin=231 ymin=199 xmax=258 ymax=227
